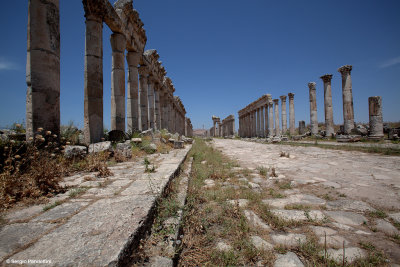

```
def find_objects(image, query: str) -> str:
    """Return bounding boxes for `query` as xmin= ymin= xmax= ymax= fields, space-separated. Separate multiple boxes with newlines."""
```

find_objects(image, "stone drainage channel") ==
xmin=131 ymin=157 xmax=193 ymax=267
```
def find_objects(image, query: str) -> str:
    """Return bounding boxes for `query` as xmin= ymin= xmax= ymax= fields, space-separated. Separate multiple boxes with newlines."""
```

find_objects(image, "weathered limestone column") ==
xmin=338 ymin=65 xmax=354 ymax=134
xmin=110 ymin=33 xmax=126 ymax=131
xmin=308 ymin=82 xmax=318 ymax=135
xmin=247 ymin=113 xmax=250 ymax=137
xmin=252 ymin=110 xmax=257 ymax=137
xmin=368 ymin=96 xmax=384 ymax=140
xmin=264 ymin=104 xmax=268 ymax=137
xmin=213 ymin=120 xmax=217 ymax=137
xmin=273 ymin=99 xmax=280 ymax=136
xmin=256 ymin=108 xmax=260 ymax=137
xmin=154 ymin=84 xmax=161 ymax=130
xmin=299 ymin=121 xmax=306 ymax=135
xmin=168 ymin=100 xmax=173 ymax=132
xmin=161 ymin=91 xmax=168 ymax=130
xmin=267 ymin=96 xmax=274 ymax=137
xmin=84 ymin=14 xmax=103 ymax=143
xmin=126 ymin=51 xmax=140 ymax=132
xmin=260 ymin=106 xmax=265 ymax=137
xmin=280 ymin=95 xmax=287 ymax=134
xmin=26 ymin=0 xmax=60 ymax=140
xmin=288 ymin=93 xmax=295 ymax=135
xmin=320 ymin=74 xmax=334 ymax=137
xmin=147 ymin=76 xmax=155 ymax=129
xmin=139 ymin=67 xmax=149 ymax=131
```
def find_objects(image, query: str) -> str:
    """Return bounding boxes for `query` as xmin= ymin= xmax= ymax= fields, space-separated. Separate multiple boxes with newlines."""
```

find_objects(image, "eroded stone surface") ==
xmin=324 ymin=247 xmax=366 ymax=264
xmin=216 ymin=241 xmax=232 ymax=252
xmin=375 ymin=219 xmax=399 ymax=235
xmin=227 ymin=199 xmax=249 ymax=207
xmin=324 ymin=211 xmax=367 ymax=226
xmin=32 ymin=202 xmax=89 ymax=222
xmin=244 ymin=210 xmax=270 ymax=231
xmin=270 ymin=233 xmax=306 ymax=247
xmin=271 ymin=209 xmax=325 ymax=222
xmin=326 ymin=199 xmax=375 ymax=212
xmin=250 ymin=236 xmax=273 ymax=250
xmin=0 ymin=222 xmax=53 ymax=261
xmin=263 ymin=194 xmax=325 ymax=209
xmin=274 ymin=252 xmax=304 ymax=267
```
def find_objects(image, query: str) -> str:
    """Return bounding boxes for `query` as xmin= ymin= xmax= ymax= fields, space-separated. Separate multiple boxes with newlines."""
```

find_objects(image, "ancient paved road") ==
xmin=213 ymin=139 xmax=400 ymax=210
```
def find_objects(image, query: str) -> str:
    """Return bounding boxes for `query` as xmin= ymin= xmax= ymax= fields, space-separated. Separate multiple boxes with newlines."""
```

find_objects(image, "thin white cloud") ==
xmin=379 ymin=56 xmax=400 ymax=69
xmin=0 ymin=57 xmax=18 ymax=71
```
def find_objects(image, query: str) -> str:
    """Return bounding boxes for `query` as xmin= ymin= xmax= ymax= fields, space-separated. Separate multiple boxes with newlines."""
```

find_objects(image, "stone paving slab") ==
xmin=1 ymin=145 xmax=191 ymax=266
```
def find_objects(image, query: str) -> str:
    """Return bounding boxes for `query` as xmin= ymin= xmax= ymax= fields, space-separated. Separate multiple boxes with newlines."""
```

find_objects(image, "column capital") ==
xmin=273 ymin=99 xmax=279 ymax=104
xmin=308 ymin=82 xmax=316 ymax=90
xmin=338 ymin=65 xmax=352 ymax=75
xmin=288 ymin=93 xmax=295 ymax=99
xmin=138 ymin=65 xmax=149 ymax=76
xmin=266 ymin=94 xmax=272 ymax=102
xmin=280 ymin=95 xmax=287 ymax=102
xmin=110 ymin=32 xmax=126 ymax=53
xmin=126 ymin=51 xmax=141 ymax=66
xmin=320 ymin=74 xmax=333 ymax=83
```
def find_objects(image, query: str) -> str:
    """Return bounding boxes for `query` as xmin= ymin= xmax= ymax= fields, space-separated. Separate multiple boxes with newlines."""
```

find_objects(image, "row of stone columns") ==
xmin=238 ymin=93 xmax=295 ymax=138
xmin=221 ymin=115 xmax=235 ymax=137
xmin=26 ymin=0 xmax=191 ymax=143
xmin=307 ymin=65 xmax=383 ymax=139
xmin=307 ymin=66 xmax=353 ymax=136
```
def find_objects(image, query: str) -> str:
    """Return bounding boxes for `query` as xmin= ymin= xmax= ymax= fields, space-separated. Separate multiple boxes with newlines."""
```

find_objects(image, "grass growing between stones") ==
xmin=178 ymin=138 xmax=275 ymax=266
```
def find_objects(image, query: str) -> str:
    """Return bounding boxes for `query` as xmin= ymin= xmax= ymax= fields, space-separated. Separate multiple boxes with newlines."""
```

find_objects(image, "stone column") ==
xmin=247 ymin=113 xmax=250 ymax=137
xmin=256 ymin=108 xmax=260 ymax=137
xmin=260 ymin=106 xmax=265 ymax=137
xmin=218 ymin=122 xmax=222 ymax=137
xmin=161 ymin=91 xmax=168 ymax=130
xmin=26 ymin=0 xmax=60 ymax=140
xmin=84 ymin=14 xmax=103 ymax=144
xmin=299 ymin=121 xmax=306 ymax=135
xmin=368 ymin=96 xmax=384 ymax=140
xmin=147 ymin=76 xmax=155 ymax=129
xmin=288 ymin=93 xmax=295 ymax=135
xmin=126 ymin=51 xmax=140 ymax=132
xmin=154 ymin=84 xmax=161 ymax=130
xmin=168 ymin=99 xmax=173 ymax=132
xmin=338 ymin=65 xmax=354 ymax=134
xmin=320 ymin=74 xmax=334 ymax=137
xmin=308 ymin=82 xmax=318 ymax=135
xmin=273 ymin=99 xmax=280 ymax=136
xmin=139 ymin=67 xmax=149 ymax=131
xmin=280 ymin=95 xmax=287 ymax=135
xmin=268 ymin=97 xmax=274 ymax=137
xmin=264 ymin=104 xmax=268 ymax=137
xmin=110 ymin=33 xmax=126 ymax=131
xmin=252 ymin=110 xmax=257 ymax=137
xmin=213 ymin=120 xmax=217 ymax=137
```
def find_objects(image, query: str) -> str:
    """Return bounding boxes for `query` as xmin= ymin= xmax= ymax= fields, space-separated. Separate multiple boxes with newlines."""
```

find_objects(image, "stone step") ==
xmin=1 ymin=146 xmax=191 ymax=266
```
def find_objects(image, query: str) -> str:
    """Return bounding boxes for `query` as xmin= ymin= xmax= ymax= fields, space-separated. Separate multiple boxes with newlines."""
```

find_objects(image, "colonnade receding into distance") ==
xmin=238 ymin=94 xmax=295 ymax=138
xmin=238 ymin=64 xmax=384 ymax=139
xmin=26 ymin=0 xmax=192 ymax=144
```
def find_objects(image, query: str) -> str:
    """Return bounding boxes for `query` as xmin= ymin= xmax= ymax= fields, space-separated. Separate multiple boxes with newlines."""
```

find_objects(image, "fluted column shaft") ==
xmin=26 ymin=0 xmax=60 ymax=140
xmin=256 ymin=108 xmax=260 ymax=136
xmin=288 ymin=93 xmax=295 ymax=135
xmin=110 ymin=33 xmax=126 ymax=131
xmin=126 ymin=51 xmax=140 ymax=132
xmin=280 ymin=95 xmax=287 ymax=134
xmin=139 ymin=68 xmax=149 ymax=131
xmin=273 ymin=99 xmax=280 ymax=136
xmin=321 ymin=74 xmax=334 ymax=137
xmin=260 ymin=106 xmax=265 ymax=137
xmin=308 ymin=82 xmax=318 ymax=135
xmin=84 ymin=15 xmax=103 ymax=143
xmin=338 ymin=65 xmax=354 ymax=134
xmin=147 ymin=77 xmax=155 ymax=129
xmin=154 ymin=84 xmax=161 ymax=130
xmin=368 ymin=96 xmax=384 ymax=140
xmin=268 ymin=99 xmax=274 ymax=137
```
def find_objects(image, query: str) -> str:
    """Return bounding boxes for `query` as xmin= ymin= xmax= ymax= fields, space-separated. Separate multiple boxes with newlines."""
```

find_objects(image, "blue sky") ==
xmin=0 ymin=0 xmax=399 ymax=130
